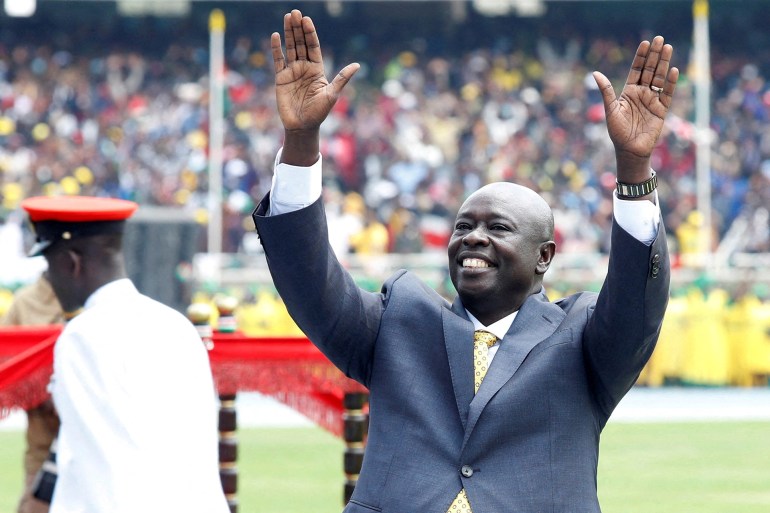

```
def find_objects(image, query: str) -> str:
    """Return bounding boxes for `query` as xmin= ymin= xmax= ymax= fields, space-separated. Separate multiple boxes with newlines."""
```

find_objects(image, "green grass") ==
xmin=0 ymin=426 xmax=345 ymax=513
xmin=0 ymin=428 xmax=25 ymax=513
xmin=599 ymin=421 xmax=770 ymax=513
xmin=1 ymin=422 xmax=769 ymax=513
xmin=237 ymin=427 xmax=344 ymax=513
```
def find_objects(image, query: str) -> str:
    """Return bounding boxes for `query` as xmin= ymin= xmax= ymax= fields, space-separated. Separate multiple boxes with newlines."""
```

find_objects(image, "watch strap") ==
xmin=616 ymin=171 xmax=657 ymax=199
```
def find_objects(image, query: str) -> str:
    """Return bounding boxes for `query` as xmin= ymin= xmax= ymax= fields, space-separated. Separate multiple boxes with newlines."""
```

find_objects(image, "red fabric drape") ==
xmin=0 ymin=327 xmax=365 ymax=436
xmin=0 ymin=327 xmax=60 ymax=420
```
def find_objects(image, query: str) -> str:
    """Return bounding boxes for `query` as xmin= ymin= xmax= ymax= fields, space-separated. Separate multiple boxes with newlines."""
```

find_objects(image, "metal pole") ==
xmin=208 ymin=9 xmax=226 ymax=255
xmin=693 ymin=0 xmax=712 ymax=270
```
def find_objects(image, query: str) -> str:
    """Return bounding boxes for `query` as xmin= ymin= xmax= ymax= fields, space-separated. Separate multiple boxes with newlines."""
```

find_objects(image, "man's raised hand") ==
xmin=593 ymin=36 xmax=679 ymax=181
xmin=272 ymin=9 xmax=360 ymax=133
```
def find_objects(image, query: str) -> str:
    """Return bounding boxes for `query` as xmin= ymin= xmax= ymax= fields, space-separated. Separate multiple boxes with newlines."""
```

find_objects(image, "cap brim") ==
xmin=27 ymin=240 xmax=52 ymax=257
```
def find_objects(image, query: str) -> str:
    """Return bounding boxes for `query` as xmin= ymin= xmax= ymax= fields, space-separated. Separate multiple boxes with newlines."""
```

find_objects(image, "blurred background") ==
xmin=2 ymin=0 xmax=768 ymax=388
xmin=0 ymin=1 xmax=769 ymax=511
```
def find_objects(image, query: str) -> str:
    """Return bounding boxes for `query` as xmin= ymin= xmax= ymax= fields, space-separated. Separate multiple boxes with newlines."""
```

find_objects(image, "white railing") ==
xmin=192 ymin=250 xmax=770 ymax=291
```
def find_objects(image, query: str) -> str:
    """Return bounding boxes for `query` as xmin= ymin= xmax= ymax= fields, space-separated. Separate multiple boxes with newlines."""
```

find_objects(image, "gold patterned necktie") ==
xmin=447 ymin=330 xmax=498 ymax=513
xmin=472 ymin=330 xmax=498 ymax=393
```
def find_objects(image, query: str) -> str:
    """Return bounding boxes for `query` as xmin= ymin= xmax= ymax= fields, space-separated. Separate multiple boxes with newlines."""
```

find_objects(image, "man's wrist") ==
xmin=281 ymin=128 xmax=321 ymax=166
xmin=614 ymin=151 xmax=653 ymax=184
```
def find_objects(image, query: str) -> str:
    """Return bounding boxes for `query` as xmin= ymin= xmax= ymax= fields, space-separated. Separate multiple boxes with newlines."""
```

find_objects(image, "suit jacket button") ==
xmin=461 ymin=465 xmax=473 ymax=478
xmin=650 ymin=253 xmax=661 ymax=278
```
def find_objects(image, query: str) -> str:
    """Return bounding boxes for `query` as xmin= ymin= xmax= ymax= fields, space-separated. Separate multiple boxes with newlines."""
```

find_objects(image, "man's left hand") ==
xmin=593 ymin=35 xmax=679 ymax=182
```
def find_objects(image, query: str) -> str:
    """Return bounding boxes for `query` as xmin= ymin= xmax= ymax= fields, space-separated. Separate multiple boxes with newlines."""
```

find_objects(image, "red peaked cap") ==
xmin=21 ymin=196 xmax=138 ymax=256
xmin=22 ymin=196 xmax=138 ymax=223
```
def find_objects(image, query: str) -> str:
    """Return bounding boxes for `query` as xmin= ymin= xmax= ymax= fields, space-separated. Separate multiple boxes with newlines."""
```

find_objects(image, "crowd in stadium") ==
xmin=0 ymin=15 xmax=768 ymax=260
xmin=0 ymin=5 xmax=767 ymax=400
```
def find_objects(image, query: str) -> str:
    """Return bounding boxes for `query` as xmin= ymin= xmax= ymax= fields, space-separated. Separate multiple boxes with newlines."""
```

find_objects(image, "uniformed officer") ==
xmin=21 ymin=196 xmax=229 ymax=513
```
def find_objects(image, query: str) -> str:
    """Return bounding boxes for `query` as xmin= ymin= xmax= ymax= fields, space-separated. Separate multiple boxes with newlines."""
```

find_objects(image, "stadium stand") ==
xmin=0 ymin=1 xmax=768 ymax=386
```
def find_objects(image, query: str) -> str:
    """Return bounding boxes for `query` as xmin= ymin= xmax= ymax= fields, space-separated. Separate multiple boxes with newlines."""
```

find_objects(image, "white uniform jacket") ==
xmin=50 ymin=279 xmax=228 ymax=513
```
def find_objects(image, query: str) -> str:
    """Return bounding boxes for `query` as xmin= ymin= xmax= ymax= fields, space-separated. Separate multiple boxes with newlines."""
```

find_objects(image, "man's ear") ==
xmin=67 ymin=249 xmax=83 ymax=278
xmin=536 ymin=241 xmax=556 ymax=275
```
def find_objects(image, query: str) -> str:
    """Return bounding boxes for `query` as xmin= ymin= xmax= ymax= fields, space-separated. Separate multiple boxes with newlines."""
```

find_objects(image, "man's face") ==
xmin=447 ymin=184 xmax=551 ymax=324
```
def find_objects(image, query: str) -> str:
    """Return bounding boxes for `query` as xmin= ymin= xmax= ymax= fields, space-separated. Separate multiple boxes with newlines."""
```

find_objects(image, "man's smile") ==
xmin=461 ymin=257 xmax=495 ymax=269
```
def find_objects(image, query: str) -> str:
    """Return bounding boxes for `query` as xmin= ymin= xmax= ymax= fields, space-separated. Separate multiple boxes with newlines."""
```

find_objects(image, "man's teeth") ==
xmin=463 ymin=258 xmax=490 ymax=268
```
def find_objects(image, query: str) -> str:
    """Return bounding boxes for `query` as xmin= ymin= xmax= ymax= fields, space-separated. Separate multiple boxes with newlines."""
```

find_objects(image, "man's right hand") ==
xmin=272 ymin=9 xmax=359 ymax=166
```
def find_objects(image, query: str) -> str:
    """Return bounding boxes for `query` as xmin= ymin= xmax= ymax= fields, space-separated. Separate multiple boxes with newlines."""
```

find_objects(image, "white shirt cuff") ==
xmin=613 ymin=190 xmax=661 ymax=245
xmin=268 ymin=147 xmax=323 ymax=216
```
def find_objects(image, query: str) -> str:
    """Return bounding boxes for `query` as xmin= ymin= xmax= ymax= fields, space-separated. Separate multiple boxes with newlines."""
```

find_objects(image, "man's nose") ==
xmin=463 ymin=226 xmax=489 ymax=245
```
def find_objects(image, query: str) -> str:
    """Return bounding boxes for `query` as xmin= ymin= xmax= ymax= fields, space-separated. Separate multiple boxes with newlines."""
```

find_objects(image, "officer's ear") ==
xmin=66 ymin=249 xmax=83 ymax=278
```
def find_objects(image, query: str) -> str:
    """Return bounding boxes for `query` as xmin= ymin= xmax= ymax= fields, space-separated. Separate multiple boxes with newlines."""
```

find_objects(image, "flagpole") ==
xmin=208 ymin=9 xmax=226 ymax=255
xmin=693 ymin=0 xmax=712 ymax=269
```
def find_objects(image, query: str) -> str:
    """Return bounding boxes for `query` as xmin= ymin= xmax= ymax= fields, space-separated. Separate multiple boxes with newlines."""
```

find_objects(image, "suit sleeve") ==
xmin=582 ymin=218 xmax=670 ymax=416
xmin=252 ymin=194 xmax=384 ymax=386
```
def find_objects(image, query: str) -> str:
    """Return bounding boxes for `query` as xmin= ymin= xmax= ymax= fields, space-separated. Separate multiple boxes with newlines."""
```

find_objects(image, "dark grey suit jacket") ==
xmin=253 ymin=194 xmax=669 ymax=513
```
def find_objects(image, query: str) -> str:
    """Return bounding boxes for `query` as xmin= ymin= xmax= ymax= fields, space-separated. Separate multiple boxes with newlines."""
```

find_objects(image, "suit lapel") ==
xmin=443 ymin=300 xmax=475 ymax=430
xmin=460 ymin=290 xmax=566 ymax=452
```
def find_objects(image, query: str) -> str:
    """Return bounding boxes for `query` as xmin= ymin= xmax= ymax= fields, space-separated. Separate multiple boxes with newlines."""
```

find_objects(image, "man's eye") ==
xmin=455 ymin=223 xmax=471 ymax=231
